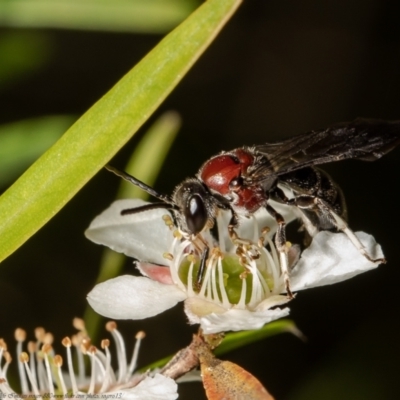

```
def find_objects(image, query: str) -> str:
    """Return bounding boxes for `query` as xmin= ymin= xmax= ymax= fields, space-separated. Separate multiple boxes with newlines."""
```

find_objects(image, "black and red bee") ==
xmin=107 ymin=118 xmax=400 ymax=297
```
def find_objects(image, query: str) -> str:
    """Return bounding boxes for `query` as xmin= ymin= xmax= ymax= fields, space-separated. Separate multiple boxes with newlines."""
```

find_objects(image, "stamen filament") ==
xmin=54 ymin=355 xmax=68 ymax=396
xmin=15 ymin=329 xmax=29 ymax=394
xmin=99 ymin=341 xmax=112 ymax=393
xmin=127 ymin=331 xmax=145 ymax=378
xmin=87 ymin=347 xmax=97 ymax=395
xmin=217 ymin=257 xmax=230 ymax=306
xmin=42 ymin=345 xmax=55 ymax=398
xmin=72 ymin=334 xmax=85 ymax=383
xmin=238 ymin=278 xmax=247 ymax=308
xmin=187 ymin=259 xmax=195 ymax=296
xmin=27 ymin=341 xmax=39 ymax=391
xmin=106 ymin=322 xmax=127 ymax=383
xmin=62 ymin=337 xmax=78 ymax=395
xmin=20 ymin=352 xmax=42 ymax=399
xmin=1 ymin=352 xmax=11 ymax=379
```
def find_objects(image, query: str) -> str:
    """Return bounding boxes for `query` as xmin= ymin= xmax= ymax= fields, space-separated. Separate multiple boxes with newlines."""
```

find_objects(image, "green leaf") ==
xmin=0 ymin=115 xmax=74 ymax=186
xmin=215 ymin=319 xmax=305 ymax=356
xmin=0 ymin=0 xmax=242 ymax=261
xmin=142 ymin=320 xmax=303 ymax=371
xmin=0 ymin=0 xmax=200 ymax=33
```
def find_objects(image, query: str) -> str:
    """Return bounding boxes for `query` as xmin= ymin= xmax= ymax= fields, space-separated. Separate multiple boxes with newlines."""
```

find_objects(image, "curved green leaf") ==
xmin=141 ymin=320 xmax=303 ymax=371
xmin=0 ymin=0 xmax=242 ymax=262
xmin=215 ymin=319 xmax=305 ymax=356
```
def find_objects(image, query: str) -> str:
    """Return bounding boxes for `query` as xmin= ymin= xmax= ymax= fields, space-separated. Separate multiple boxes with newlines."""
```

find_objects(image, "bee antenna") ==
xmin=105 ymin=164 xmax=175 ymax=206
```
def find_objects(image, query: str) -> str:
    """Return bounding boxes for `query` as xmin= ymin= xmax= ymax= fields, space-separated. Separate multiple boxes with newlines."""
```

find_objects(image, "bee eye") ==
xmin=184 ymin=194 xmax=207 ymax=234
xmin=229 ymin=176 xmax=243 ymax=191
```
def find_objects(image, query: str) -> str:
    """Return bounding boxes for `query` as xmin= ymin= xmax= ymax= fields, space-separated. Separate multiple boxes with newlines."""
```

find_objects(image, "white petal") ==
xmin=120 ymin=374 xmax=178 ymax=400
xmin=87 ymin=275 xmax=186 ymax=319
xmin=85 ymin=199 xmax=174 ymax=265
xmin=290 ymin=231 xmax=383 ymax=291
xmin=194 ymin=306 xmax=290 ymax=334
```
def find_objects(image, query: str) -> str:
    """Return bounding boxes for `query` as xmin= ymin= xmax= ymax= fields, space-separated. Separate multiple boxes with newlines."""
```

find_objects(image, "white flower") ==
xmin=86 ymin=199 xmax=383 ymax=334
xmin=0 ymin=319 xmax=178 ymax=399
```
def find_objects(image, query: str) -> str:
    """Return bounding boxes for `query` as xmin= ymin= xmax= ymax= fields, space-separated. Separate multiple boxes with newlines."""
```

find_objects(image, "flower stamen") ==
xmin=54 ymin=354 xmax=68 ymax=396
xmin=19 ymin=352 xmax=42 ymax=399
xmin=41 ymin=344 xmax=55 ymax=397
xmin=15 ymin=328 xmax=29 ymax=395
xmin=62 ymin=336 xmax=79 ymax=395
xmin=127 ymin=331 xmax=146 ymax=378
xmin=105 ymin=321 xmax=127 ymax=383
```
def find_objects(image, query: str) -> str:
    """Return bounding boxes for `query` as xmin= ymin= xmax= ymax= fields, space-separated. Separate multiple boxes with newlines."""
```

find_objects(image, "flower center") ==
xmin=167 ymin=218 xmax=285 ymax=310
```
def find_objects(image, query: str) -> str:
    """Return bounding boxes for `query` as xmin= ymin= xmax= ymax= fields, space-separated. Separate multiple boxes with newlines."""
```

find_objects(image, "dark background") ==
xmin=1 ymin=0 xmax=399 ymax=399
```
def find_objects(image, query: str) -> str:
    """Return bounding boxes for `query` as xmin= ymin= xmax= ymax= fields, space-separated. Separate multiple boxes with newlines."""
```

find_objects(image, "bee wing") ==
xmin=249 ymin=118 xmax=400 ymax=182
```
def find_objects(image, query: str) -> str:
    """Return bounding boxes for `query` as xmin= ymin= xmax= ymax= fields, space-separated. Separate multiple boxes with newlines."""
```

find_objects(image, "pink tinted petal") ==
xmin=87 ymin=275 xmax=186 ymax=320
xmin=136 ymin=262 xmax=174 ymax=285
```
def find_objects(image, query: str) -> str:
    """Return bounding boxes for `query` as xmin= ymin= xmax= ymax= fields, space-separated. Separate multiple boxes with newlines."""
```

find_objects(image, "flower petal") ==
xmin=290 ymin=231 xmax=383 ymax=291
xmin=85 ymin=199 xmax=174 ymax=265
xmin=184 ymin=298 xmax=290 ymax=334
xmin=87 ymin=275 xmax=186 ymax=319
xmin=122 ymin=373 xmax=178 ymax=399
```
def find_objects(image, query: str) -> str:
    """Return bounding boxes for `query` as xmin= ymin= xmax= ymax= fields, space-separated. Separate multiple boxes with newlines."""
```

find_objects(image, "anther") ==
xmin=262 ymin=226 xmax=271 ymax=235
xmin=19 ymin=352 xmax=29 ymax=363
xmin=135 ymin=331 xmax=146 ymax=340
xmin=173 ymin=230 xmax=182 ymax=239
xmin=187 ymin=254 xmax=197 ymax=263
xmin=0 ymin=338 xmax=7 ymax=350
xmin=43 ymin=332 xmax=53 ymax=345
xmin=41 ymin=344 xmax=52 ymax=354
xmin=162 ymin=214 xmax=174 ymax=225
xmin=163 ymin=252 xmax=174 ymax=261
xmin=34 ymin=327 xmax=46 ymax=342
xmin=62 ymin=337 xmax=72 ymax=347
xmin=239 ymin=270 xmax=249 ymax=279
xmin=73 ymin=318 xmax=86 ymax=331
xmin=14 ymin=328 xmax=26 ymax=342
xmin=105 ymin=321 xmax=117 ymax=332
xmin=54 ymin=355 xmax=63 ymax=367
xmin=88 ymin=345 xmax=97 ymax=355
xmin=80 ymin=337 xmax=91 ymax=352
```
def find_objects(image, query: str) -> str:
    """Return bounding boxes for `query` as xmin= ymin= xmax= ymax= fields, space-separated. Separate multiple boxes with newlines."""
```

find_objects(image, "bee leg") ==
xmin=225 ymin=213 xmax=264 ymax=274
xmin=292 ymin=195 xmax=386 ymax=264
xmin=226 ymin=209 xmax=253 ymax=246
xmin=265 ymin=204 xmax=294 ymax=299
xmin=196 ymin=246 xmax=210 ymax=291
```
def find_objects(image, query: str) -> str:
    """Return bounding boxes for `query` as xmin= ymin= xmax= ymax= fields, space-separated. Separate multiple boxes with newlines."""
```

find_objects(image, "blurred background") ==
xmin=0 ymin=0 xmax=399 ymax=399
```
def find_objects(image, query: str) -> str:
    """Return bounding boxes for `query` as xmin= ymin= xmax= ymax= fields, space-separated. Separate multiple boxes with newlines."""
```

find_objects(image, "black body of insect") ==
xmin=107 ymin=118 xmax=400 ymax=297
